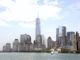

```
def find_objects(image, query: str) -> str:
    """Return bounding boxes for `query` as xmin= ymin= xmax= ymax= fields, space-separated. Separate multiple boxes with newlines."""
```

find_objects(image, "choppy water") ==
xmin=0 ymin=53 xmax=80 ymax=60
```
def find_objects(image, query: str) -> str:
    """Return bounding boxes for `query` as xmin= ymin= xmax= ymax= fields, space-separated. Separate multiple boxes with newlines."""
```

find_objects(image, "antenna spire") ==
xmin=37 ymin=6 xmax=39 ymax=18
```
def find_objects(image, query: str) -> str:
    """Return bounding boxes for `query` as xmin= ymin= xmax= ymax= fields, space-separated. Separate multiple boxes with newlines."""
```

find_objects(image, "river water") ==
xmin=0 ymin=53 xmax=80 ymax=60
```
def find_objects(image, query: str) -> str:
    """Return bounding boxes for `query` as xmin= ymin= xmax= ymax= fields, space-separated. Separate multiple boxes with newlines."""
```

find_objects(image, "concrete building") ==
xmin=47 ymin=37 xmax=55 ymax=49
xmin=20 ymin=34 xmax=32 ymax=51
xmin=67 ymin=32 xmax=77 ymax=51
xmin=78 ymin=37 xmax=80 ymax=50
xmin=3 ymin=43 xmax=11 ymax=52
xmin=33 ymin=40 xmax=37 ymax=48
xmin=41 ymin=35 xmax=46 ymax=49
xmin=25 ymin=43 xmax=33 ymax=51
xmin=20 ymin=34 xmax=31 ymax=44
xmin=76 ymin=32 xmax=79 ymax=50
xmin=3 ymin=45 xmax=6 ymax=52
xmin=13 ymin=39 xmax=19 ymax=52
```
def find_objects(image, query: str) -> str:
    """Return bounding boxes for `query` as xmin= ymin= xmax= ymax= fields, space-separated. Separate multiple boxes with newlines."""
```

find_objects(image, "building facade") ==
xmin=3 ymin=43 xmax=11 ymax=52
xmin=35 ymin=17 xmax=43 ymax=49
xmin=67 ymin=32 xmax=77 ymax=51
xmin=78 ymin=37 xmax=80 ymax=50
xmin=13 ymin=39 xmax=19 ymax=52
xmin=47 ymin=37 xmax=55 ymax=49
xmin=20 ymin=34 xmax=32 ymax=51
xmin=56 ymin=26 xmax=67 ymax=49
xmin=76 ymin=32 xmax=79 ymax=50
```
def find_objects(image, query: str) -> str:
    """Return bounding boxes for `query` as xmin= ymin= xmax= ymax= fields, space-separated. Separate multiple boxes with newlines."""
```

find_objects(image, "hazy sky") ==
xmin=0 ymin=0 xmax=80 ymax=50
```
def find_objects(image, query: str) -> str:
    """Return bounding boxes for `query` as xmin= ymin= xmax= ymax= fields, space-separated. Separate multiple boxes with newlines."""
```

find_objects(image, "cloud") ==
xmin=0 ymin=0 xmax=62 ymax=22
xmin=18 ymin=23 xmax=35 ymax=28
xmin=0 ymin=21 xmax=9 ymax=27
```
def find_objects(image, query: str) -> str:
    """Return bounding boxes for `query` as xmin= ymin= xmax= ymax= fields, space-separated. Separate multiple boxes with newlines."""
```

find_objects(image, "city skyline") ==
xmin=0 ymin=0 xmax=80 ymax=50
xmin=2 ymin=26 xmax=80 ymax=52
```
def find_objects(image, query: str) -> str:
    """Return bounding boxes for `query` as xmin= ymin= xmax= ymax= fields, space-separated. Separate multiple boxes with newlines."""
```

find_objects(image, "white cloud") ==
xmin=18 ymin=23 xmax=35 ymax=28
xmin=0 ymin=21 xmax=9 ymax=27
xmin=0 ymin=0 xmax=62 ymax=22
xmin=39 ymin=5 xmax=61 ymax=20
xmin=0 ymin=0 xmax=15 ymax=8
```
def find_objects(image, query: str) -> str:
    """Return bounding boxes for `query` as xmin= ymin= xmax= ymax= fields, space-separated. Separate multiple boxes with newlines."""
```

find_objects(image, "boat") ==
xmin=51 ymin=49 xmax=54 ymax=55
xmin=51 ymin=51 xmax=54 ymax=55
xmin=51 ymin=49 xmax=58 ymax=55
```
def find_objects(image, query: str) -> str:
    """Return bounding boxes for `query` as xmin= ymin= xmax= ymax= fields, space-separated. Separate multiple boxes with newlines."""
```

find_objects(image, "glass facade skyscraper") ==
xmin=56 ymin=26 xmax=66 ymax=48
xmin=36 ymin=18 xmax=41 ymax=36
xmin=35 ymin=17 xmax=42 ymax=48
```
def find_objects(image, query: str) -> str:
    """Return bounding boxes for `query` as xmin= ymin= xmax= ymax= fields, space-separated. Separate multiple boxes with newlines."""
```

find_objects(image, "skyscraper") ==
xmin=13 ymin=39 xmax=19 ymax=52
xmin=56 ymin=26 xmax=67 ymax=49
xmin=56 ymin=28 xmax=59 ymax=47
xmin=76 ymin=32 xmax=79 ymax=50
xmin=36 ymin=17 xmax=41 ymax=36
xmin=67 ymin=32 xmax=77 ymax=51
xmin=35 ymin=16 xmax=42 ymax=48
xmin=47 ymin=37 xmax=55 ymax=49
xmin=20 ymin=34 xmax=32 ymax=51
xmin=67 ymin=32 xmax=75 ymax=50
xmin=78 ymin=37 xmax=80 ymax=50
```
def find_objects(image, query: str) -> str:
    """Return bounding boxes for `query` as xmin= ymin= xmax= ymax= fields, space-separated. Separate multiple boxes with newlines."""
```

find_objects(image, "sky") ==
xmin=0 ymin=0 xmax=80 ymax=50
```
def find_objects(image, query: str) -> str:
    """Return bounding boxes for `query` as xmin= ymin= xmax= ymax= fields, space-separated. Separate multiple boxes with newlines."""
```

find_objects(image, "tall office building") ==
xmin=56 ymin=26 xmax=67 ymax=49
xmin=20 ymin=34 xmax=31 ymax=44
xmin=36 ymin=17 xmax=41 ymax=36
xmin=56 ymin=28 xmax=59 ymax=47
xmin=67 ymin=32 xmax=77 ymax=51
xmin=41 ymin=35 xmax=46 ymax=49
xmin=78 ymin=37 xmax=80 ymax=50
xmin=76 ymin=32 xmax=79 ymax=50
xmin=20 ymin=34 xmax=32 ymax=51
xmin=35 ymin=17 xmax=42 ymax=48
xmin=13 ymin=39 xmax=19 ymax=52
xmin=67 ymin=32 xmax=75 ymax=50
xmin=47 ymin=37 xmax=55 ymax=49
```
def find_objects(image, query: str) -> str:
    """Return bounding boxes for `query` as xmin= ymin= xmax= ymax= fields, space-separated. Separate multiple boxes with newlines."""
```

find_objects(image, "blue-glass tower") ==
xmin=35 ymin=16 xmax=42 ymax=48
xmin=36 ymin=17 xmax=41 ymax=36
